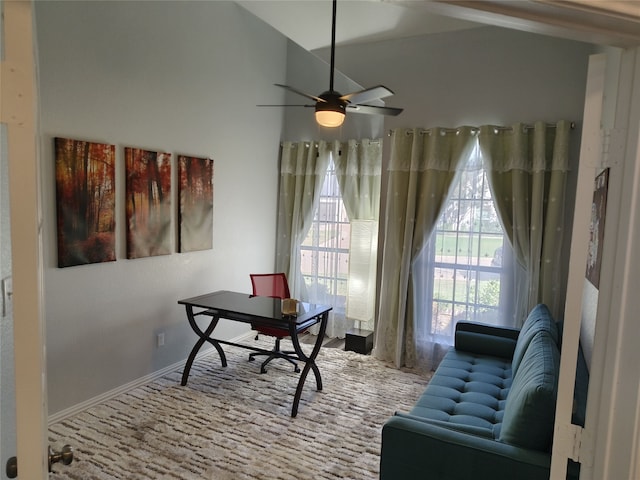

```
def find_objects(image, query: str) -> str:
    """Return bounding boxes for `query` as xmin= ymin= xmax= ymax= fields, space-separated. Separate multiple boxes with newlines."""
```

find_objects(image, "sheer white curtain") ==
xmin=374 ymin=127 xmax=477 ymax=368
xmin=275 ymin=141 xmax=330 ymax=296
xmin=276 ymin=139 xmax=382 ymax=338
xmin=335 ymin=139 xmax=382 ymax=333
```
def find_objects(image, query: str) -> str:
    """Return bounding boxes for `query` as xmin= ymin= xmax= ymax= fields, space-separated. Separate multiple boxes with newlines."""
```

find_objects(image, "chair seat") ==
xmin=254 ymin=325 xmax=290 ymax=339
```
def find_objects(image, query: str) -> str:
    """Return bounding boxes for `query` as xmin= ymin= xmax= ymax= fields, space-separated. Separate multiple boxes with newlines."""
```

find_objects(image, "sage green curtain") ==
xmin=275 ymin=141 xmax=331 ymax=297
xmin=334 ymin=138 xmax=382 ymax=221
xmin=478 ymin=121 xmax=571 ymax=323
xmin=374 ymin=127 xmax=477 ymax=368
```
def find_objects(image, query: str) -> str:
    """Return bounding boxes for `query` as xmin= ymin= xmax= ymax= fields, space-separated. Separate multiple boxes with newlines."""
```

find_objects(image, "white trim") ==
xmin=2 ymin=1 xmax=49 ymax=477
xmin=550 ymin=53 xmax=606 ymax=479
xmin=48 ymin=331 xmax=256 ymax=425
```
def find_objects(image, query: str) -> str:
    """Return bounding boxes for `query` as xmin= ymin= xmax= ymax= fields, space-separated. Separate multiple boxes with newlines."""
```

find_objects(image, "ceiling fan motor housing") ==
xmin=316 ymin=91 xmax=347 ymax=114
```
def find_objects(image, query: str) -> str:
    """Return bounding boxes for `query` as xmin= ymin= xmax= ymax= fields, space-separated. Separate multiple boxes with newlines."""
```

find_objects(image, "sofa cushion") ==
xmin=511 ymin=304 xmax=559 ymax=376
xmin=499 ymin=330 xmax=560 ymax=450
xmin=409 ymin=349 xmax=511 ymax=431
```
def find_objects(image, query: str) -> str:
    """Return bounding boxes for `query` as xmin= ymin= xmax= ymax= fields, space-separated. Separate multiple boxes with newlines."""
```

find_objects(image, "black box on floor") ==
xmin=345 ymin=328 xmax=374 ymax=355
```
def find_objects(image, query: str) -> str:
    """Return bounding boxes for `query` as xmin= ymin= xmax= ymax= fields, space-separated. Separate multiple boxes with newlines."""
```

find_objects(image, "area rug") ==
xmin=48 ymin=340 xmax=430 ymax=479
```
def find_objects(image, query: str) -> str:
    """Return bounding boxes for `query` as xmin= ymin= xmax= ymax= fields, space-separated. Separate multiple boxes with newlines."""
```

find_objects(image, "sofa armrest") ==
xmin=454 ymin=321 xmax=519 ymax=359
xmin=381 ymin=416 xmax=551 ymax=480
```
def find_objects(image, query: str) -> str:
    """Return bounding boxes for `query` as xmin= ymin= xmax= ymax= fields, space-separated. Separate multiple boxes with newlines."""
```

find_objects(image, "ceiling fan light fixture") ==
xmin=315 ymin=92 xmax=346 ymax=127
xmin=315 ymin=109 xmax=345 ymax=128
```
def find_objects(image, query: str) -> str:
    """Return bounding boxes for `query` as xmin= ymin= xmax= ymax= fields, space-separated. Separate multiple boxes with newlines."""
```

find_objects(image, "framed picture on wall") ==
xmin=178 ymin=155 xmax=214 ymax=253
xmin=55 ymin=137 xmax=116 ymax=268
xmin=586 ymin=168 xmax=609 ymax=289
xmin=125 ymin=147 xmax=172 ymax=259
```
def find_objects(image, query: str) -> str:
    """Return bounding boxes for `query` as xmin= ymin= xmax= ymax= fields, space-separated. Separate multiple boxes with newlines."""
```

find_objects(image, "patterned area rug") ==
xmin=49 ymin=340 xmax=430 ymax=479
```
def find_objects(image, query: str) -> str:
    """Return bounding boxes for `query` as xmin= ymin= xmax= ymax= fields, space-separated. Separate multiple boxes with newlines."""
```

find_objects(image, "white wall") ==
xmin=317 ymin=26 xmax=595 ymax=129
xmin=36 ymin=1 xmax=288 ymax=416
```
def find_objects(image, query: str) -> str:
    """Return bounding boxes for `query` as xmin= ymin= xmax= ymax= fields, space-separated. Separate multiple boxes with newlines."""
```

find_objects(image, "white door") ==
xmin=1 ymin=1 xmax=49 ymax=477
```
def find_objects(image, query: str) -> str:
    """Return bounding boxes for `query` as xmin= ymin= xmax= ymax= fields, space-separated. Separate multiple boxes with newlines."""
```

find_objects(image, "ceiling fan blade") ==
xmin=347 ymin=104 xmax=404 ymax=116
xmin=257 ymin=104 xmax=314 ymax=108
xmin=274 ymin=84 xmax=325 ymax=103
xmin=341 ymin=85 xmax=395 ymax=105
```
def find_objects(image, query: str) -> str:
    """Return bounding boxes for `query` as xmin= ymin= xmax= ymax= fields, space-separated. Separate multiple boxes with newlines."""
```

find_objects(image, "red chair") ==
xmin=249 ymin=273 xmax=300 ymax=374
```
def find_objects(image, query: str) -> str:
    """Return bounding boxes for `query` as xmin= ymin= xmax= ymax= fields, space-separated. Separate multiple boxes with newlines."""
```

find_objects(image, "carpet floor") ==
xmin=48 ymin=339 xmax=430 ymax=479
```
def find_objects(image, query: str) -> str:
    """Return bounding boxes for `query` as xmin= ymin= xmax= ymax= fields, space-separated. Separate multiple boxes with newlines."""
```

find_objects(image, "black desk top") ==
xmin=178 ymin=290 xmax=331 ymax=326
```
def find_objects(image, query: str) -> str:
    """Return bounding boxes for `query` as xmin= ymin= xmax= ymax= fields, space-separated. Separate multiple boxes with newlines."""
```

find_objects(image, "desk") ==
xmin=178 ymin=290 xmax=331 ymax=417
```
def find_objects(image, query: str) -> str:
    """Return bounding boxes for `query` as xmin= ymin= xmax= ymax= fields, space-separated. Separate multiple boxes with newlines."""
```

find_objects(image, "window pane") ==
xmin=300 ymin=157 xmax=349 ymax=317
xmin=425 ymin=168 xmax=507 ymax=331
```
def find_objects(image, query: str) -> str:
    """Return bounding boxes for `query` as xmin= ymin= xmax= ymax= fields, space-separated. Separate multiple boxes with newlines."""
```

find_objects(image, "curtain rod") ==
xmin=388 ymin=122 xmax=576 ymax=137
xmin=280 ymin=139 xmax=382 ymax=147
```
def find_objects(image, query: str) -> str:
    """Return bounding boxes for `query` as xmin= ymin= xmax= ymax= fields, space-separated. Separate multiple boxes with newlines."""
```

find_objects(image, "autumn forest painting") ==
xmin=55 ymin=138 xmax=116 ymax=267
xmin=178 ymin=155 xmax=214 ymax=252
xmin=125 ymin=148 xmax=172 ymax=259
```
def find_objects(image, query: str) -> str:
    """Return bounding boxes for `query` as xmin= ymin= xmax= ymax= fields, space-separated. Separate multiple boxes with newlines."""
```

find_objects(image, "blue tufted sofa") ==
xmin=380 ymin=304 xmax=588 ymax=480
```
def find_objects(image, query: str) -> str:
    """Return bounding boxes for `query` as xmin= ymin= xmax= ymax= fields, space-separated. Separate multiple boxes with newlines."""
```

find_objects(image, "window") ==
xmin=299 ymin=156 xmax=350 ymax=319
xmin=415 ymin=165 xmax=514 ymax=342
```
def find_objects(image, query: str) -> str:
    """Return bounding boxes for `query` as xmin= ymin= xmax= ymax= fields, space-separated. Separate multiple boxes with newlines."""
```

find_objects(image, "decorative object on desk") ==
xmin=124 ymin=147 xmax=172 ymax=259
xmin=178 ymin=155 xmax=214 ymax=252
xmin=48 ymin=340 xmax=430 ymax=480
xmin=281 ymin=298 xmax=298 ymax=315
xmin=54 ymin=137 xmax=116 ymax=268
xmin=586 ymin=168 xmax=609 ymax=289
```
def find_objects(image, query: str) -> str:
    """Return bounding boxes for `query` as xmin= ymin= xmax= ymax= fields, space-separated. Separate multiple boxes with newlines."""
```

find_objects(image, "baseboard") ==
xmin=48 ymin=331 xmax=256 ymax=425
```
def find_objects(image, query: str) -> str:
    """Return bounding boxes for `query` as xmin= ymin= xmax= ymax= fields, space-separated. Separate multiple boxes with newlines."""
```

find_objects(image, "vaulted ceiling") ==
xmin=238 ymin=0 xmax=640 ymax=51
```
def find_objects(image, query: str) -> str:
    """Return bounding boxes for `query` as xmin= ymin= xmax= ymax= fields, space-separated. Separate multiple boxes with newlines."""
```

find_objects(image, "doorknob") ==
xmin=5 ymin=456 xmax=17 ymax=479
xmin=5 ymin=444 xmax=74 ymax=477
xmin=48 ymin=444 xmax=74 ymax=471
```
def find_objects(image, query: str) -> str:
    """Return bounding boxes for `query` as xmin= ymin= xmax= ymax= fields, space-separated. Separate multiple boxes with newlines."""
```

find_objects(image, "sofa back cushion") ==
xmin=511 ymin=304 xmax=559 ymax=376
xmin=499 ymin=330 xmax=560 ymax=450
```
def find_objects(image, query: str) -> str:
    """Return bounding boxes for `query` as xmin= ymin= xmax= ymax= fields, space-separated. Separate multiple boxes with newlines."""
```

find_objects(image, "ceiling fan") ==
xmin=258 ymin=0 xmax=403 ymax=128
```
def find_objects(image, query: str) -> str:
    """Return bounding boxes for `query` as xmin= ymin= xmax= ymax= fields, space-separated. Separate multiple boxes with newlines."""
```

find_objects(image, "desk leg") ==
xmin=181 ymin=306 xmax=227 ymax=386
xmin=289 ymin=311 xmax=329 ymax=417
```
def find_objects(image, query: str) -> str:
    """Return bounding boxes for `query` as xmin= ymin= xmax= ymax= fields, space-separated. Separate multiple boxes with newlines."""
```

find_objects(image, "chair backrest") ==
xmin=250 ymin=273 xmax=290 ymax=300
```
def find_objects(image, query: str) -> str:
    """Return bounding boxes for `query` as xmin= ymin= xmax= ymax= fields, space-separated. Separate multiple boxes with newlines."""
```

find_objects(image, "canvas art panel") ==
xmin=125 ymin=147 xmax=172 ymax=259
xmin=178 ymin=155 xmax=214 ymax=252
xmin=55 ymin=137 xmax=116 ymax=267
xmin=586 ymin=168 xmax=609 ymax=289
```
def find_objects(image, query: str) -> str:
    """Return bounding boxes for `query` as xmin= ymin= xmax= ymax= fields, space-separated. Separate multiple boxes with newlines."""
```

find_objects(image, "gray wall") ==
xmin=36 ymin=1 xmax=288 ymax=416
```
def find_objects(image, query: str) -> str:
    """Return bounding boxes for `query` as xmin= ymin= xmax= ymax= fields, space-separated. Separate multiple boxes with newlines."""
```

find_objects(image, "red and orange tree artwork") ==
xmin=55 ymin=137 xmax=116 ymax=267
xmin=178 ymin=155 xmax=214 ymax=252
xmin=125 ymin=147 xmax=172 ymax=259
